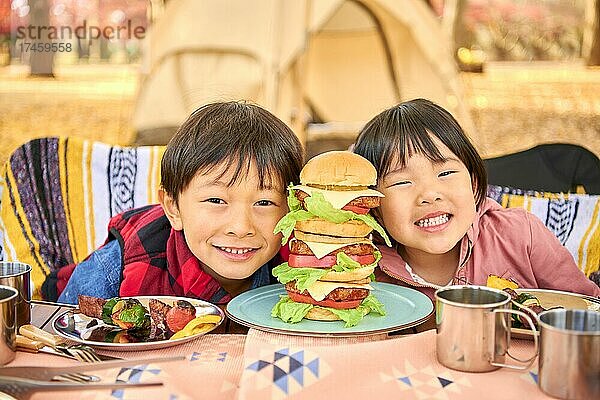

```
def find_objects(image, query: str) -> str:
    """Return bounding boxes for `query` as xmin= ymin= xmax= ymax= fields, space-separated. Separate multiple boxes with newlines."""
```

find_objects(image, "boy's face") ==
xmin=377 ymin=135 xmax=477 ymax=257
xmin=160 ymin=163 xmax=287 ymax=281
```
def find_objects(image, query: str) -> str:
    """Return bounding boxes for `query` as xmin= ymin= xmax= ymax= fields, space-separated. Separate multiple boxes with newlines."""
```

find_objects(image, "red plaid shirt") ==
xmin=109 ymin=205 xmax=232 ymax=304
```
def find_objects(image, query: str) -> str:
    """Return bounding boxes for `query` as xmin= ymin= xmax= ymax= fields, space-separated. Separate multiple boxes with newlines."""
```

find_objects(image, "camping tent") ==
xmin=132 ymin=0 xmax=477 ymax=147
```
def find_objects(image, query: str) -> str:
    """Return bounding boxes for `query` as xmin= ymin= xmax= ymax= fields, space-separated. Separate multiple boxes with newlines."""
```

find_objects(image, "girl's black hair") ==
xmin=353 ymin=98 xmax=487 ymax=208
xmin=161 ymin=101 xmax=304 ymax=201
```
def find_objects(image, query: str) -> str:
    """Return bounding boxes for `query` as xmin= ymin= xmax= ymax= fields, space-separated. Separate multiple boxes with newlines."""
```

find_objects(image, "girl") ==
xmin=353 ymin=99 xmax=599 ymax=299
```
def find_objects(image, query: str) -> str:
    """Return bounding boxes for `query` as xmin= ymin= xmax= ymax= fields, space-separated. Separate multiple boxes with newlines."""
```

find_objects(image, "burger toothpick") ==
xmin=271 ymin=151 xmax=391 ymax=327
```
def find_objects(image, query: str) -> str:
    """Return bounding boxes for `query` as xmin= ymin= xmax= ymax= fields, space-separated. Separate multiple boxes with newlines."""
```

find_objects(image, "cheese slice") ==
xmin=298 ymin=239 xmax=376 ymax=259
xmin=306 ymin=281 xmax=374 ymax=302
xmin=292 ymin=185 xmax=384 ymax=210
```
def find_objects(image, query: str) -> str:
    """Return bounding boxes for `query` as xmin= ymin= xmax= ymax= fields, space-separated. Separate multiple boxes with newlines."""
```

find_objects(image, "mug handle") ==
xmin=490 ymin=309 xmax=538 ymax=370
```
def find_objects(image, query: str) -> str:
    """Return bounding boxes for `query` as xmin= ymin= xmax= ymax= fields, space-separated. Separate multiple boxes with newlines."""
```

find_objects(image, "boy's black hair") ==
xmin=161 ymin=101 xmax=303 ymax=201
xmin=353 ymin=98 xmax=487 ymax=208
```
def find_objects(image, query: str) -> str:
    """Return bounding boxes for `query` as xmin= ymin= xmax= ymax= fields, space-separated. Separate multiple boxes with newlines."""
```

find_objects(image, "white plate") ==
xmin=511 ymin=288 xmax=600 ymax=339
xmin=53 ymin=296 xmax=224 ymax=351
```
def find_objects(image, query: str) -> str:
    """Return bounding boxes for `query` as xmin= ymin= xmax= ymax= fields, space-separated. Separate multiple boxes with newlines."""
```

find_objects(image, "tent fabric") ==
xmin=133 ymin=0 xmax=477 ymax=145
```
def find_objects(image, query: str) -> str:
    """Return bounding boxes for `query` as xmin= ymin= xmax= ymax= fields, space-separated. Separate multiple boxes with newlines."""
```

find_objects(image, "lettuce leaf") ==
xmin=271 ymin=295 xmax=313 ymax=323
xmin=326 ymin=306 xmax=370 ymax=327
xmin=271 ymin=294 xmax=386 ymax=328
xmin=273 ymin=209 xmax=313 ymax=244
xmin=332 ymin=252 xmax=360 ymax=271
xmin=303 ymin=192 xmax=391 ymax=246
xmin=360 ymin=294 xmax=386 ymax=316
xmin=332 ymin=250 xmax=382 ymax=272
xmin=272 ymin=263 xmax=328 ymax=291
xmin=327 ymin=294 xmax=386 ymax=327
xmin=273 ymin=188 xmax=392 ymax=246
xmin=286 ymin=185 xmax=302 ymax=211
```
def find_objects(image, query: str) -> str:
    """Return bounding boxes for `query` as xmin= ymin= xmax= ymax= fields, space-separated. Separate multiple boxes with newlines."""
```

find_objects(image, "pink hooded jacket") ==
xmin=376 ymin=198 xmax=600 ymax=300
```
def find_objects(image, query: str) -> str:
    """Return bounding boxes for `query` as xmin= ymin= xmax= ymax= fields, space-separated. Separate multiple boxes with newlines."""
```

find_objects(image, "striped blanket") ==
xmin=487 ymin=185 xmax=600 ymax=286
xmin=0 ymin=137 xmax=165 ymax=299
xmin=1 ymin=139 xmax=597 ymax=299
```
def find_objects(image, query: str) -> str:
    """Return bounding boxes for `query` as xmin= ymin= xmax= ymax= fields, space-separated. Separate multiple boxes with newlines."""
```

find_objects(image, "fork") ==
xmin=18 ymin=325 xmax=117 ymax=362
xmin=16 ymin=334 xmax=115 ymax=364
xmin=54 ymin=344 xmax=104 ymax=362
xmin=0 ymin=375 xmax=162 ymax=400
xmin=0 ymin=356 xmax=184 ymax=381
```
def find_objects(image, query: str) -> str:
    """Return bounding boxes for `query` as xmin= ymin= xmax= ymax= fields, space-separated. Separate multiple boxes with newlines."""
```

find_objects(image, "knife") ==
xmin=17 ymin=325 xmax=122 ymax=361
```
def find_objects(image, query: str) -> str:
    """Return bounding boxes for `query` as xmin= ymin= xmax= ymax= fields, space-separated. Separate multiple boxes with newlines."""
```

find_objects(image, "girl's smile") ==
xmin=414 ymin=211 xmax=453 ymax=232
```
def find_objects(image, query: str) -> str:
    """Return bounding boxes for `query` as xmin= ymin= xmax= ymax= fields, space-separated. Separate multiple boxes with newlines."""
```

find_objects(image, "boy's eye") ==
xmin=439 ymin=170 xmax=458 ymax=177
xmin=204 ymin=198 xmax=226 ymax=204
xmin=256 ymin=199 xmax=276 ymax=206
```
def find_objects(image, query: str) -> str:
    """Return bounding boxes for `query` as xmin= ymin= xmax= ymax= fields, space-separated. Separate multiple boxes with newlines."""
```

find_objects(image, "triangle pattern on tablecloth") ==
xmin=244 ymin=347 xmax=325 ymax=395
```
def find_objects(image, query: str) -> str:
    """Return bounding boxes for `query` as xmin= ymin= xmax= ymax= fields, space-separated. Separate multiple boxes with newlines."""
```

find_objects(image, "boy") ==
xmin=59 ymin=102 xmax=303 ymax=307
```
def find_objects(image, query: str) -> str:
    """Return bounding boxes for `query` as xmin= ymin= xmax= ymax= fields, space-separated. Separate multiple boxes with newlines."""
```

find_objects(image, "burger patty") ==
xmin=290 ymin=240 xmax=374 ymax=256
xmin=285 ymin=281 xmax=369 ymax=302
xmin=295 ymin=190 xmax=380 ymax=209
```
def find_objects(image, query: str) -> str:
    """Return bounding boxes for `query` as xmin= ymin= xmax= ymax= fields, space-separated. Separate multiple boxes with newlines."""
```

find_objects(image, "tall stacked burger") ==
xmin=271 ymin=151 xmax=391 ymax=327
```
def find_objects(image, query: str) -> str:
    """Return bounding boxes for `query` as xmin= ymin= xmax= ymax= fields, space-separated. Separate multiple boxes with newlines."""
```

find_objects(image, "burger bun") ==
xmin=305 ymin=307 xmax=341 ymax=321
xmin=300 ymin=151 xmax=377 ymax=187
xmin=295 ymin=218 xmax=372 ymax=240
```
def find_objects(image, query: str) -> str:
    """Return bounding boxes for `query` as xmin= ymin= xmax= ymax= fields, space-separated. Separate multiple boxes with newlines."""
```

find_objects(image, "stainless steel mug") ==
xmin=0 ymin=262 xmax=31 ymax=327
xmin=0 ymin=285 xmax=18 ymax=365
xmin=538 ymin=309 xmax=600 ymax=400
xmin=435 ymin=285 xmax=538 ymax=372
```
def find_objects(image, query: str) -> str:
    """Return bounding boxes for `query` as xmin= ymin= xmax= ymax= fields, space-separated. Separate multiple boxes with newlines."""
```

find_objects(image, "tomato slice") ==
xmin=288 ymin=291 xmax=363 ymax=309
xmin=288 ymin=253 xmax=375 ymax=268
xmin=341 ymin=204 xmax=370 ymax=214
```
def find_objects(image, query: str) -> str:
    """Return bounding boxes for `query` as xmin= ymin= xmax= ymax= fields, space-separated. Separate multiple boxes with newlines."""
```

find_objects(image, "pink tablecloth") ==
xmin=5 ymin=330 xmax=551 ymax=400
xmin=238 ymin=329 xmax=548 ymax=400
xmin=9 ymin=334 xmax=247 ymax=400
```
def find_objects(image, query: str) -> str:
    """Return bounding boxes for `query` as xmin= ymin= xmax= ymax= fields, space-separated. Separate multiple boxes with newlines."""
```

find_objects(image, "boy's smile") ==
xmin=160 ymin=162 xmax=287 ymax=288
xmin=214 ymin=246 xmax=260 ymax=260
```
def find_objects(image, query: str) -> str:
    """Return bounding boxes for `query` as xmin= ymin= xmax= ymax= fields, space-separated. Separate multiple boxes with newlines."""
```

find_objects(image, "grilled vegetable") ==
xmin=76 ymin=295 xmax=215 ymax=342
xmin=101 ymin=298 xmax=119 ymax=325
xmin=487 ymin=275 xmax=518 ymax=290
xmin=165 ymin=300 xmax=196 ymax=332
xmin=110 ymin=299 xmax=151 ymax=330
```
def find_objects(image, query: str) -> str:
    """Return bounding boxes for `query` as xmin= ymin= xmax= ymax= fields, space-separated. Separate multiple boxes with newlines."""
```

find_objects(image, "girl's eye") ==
xmin=204 ymin=198 xmax=226 ymax=204
xmin=439 ymin=170 xmax=457 ymax=177
xmin=256 ymin=199 xmax=276 ymax=207
xmin=390 ymin=180 xmax=411 ymax=187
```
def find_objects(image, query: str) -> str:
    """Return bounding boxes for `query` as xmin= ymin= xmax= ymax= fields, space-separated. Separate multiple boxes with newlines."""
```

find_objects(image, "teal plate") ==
xmin=226 ymin=282 xmax=434 ymax=337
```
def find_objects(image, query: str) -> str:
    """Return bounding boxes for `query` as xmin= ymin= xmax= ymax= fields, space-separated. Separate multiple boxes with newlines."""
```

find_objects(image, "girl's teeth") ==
xmin=220 ymin=247 xmax=252 ymax=254
xmin=417 ymin=214 xmax=450 ymax=227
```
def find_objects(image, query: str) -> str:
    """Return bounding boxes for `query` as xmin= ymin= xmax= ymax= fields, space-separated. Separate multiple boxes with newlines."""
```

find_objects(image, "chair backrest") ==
xmin=0 ymin=137 xmax=165 ymax=299
xmin=484 ymin=144 xmax=600 ymax=194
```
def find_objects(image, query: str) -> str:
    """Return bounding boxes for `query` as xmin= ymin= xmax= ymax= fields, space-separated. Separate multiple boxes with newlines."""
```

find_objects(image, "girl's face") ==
xmin=160 ymin=162 xmax=287 ymax=281
xmin=378 ymin=135 xmax=477 ymax=257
